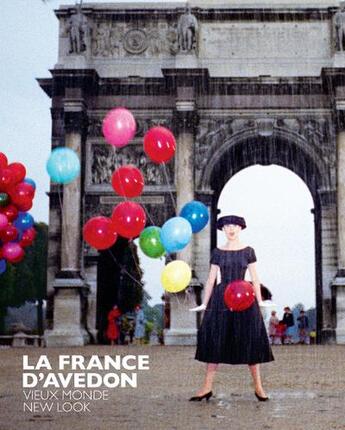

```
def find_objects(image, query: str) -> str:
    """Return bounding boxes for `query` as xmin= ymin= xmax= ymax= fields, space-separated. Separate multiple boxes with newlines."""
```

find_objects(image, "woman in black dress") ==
xmin=189 ymin=215 xmax=274 ymax=401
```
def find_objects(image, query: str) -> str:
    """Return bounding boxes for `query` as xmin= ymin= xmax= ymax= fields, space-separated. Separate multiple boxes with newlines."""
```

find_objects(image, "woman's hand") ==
xmin=189 ymin=304 xmax=206 ymax=312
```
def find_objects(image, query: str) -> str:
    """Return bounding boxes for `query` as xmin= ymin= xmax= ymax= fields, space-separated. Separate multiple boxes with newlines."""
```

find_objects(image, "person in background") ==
xmin=128 ymin=318 xmax=135 ymax=344
xmin=275 ymin=321 xmax=286 ymax=345
xmin=297 ymin=310 xmax=310 ymax=345
xmin=281 ymin=306 xmax=294 ymax=344
xmin=268 ymin=310 xmax=279 ymax=345
xmin=134 ymin=305 xmax=145 ymax=345
xmin=106 ymin=305 xmax=122 ymax=346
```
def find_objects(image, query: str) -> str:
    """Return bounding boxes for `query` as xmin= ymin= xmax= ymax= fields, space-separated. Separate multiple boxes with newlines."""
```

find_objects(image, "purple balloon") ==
xmin=13 ymin=212 xmax=34 ymax=232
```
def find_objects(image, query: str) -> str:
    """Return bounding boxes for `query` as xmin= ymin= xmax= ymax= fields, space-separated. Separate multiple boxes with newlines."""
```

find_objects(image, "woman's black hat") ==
xmin=216 ymin=215 xmax=247 ymax=230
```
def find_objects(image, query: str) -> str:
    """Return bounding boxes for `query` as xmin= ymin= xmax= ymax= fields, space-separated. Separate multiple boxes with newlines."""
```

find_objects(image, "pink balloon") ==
xmin=3 ymin=242 xmax=25 ymax=264
xmin=0 ymin=213 xmax=8 ymax=230
xmin=102 ymin=107 xmax=136 ymax=148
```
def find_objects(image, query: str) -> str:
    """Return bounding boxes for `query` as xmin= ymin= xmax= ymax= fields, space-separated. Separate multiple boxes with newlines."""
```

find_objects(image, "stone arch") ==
xmin=197 ymin=127 xmax=336 ymax=342
xmin=200 ymin=127 xmax=332 ymax=198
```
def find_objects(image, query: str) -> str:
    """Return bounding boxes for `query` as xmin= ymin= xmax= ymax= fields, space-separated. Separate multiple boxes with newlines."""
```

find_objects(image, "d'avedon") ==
xmin=23 ymin=372 xmax=138 ymax=388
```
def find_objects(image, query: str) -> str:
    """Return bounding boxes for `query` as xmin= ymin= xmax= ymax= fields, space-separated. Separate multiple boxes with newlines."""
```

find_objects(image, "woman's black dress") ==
xmin=195 ymin=247 xmax=274 ymax=365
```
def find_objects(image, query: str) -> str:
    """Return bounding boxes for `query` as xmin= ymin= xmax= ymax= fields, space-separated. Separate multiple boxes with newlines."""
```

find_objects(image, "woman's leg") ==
xmin=196 ymin=363 xmax=218 ymax=395
xmin=248 ymin=364 xmax=267 ymax=397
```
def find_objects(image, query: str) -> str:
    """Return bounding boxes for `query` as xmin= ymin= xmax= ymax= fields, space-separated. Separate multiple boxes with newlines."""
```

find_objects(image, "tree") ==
xmin=0 ymin=223 xmax=48 ymax=333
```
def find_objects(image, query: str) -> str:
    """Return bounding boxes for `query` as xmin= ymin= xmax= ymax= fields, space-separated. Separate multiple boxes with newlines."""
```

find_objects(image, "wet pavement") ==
xmin=0 ymin=345 xmax=344 ymax=430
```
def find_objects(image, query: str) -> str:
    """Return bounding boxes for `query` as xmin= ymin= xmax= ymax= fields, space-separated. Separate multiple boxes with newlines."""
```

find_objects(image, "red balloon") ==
xmin=111 ymin=165 xmax=144 ymax=198
xmin=8 ymin=163 xmax=26 ymax=184
xmin=83 ymin=216 xmax=118 ymax=250
xmin=9 ymin=182 xmax=34 ymax=211
xmin=0 ymin=168 xmax=15 ymax=192
xmin=2 ymin=242 xmax=25 ymax=263
xmin=20 ymin=227 xmax=37 ymax=248
xmin=111 ymin=201 xmax=146 ymax=239
xmin=143 ymin=126 xmax=176 ymax=164
xmin=10 ymin=182 xmax=35 ymax=199
xmin=224 ymin=280 xmax=255 ymax=312
xmin=0 ymin=153 xmax=8 ymax=169
xmin=15 ymin=197 xmax=33 ymax=212
xmin=0 ymin=204 xmax=19 ymax=222
xmin=0 ymin=224 xmax=18 ymax=243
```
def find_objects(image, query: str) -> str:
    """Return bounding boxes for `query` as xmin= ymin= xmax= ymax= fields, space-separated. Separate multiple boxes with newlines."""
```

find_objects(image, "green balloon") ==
xmin=0 ymin=193 xmax=9 ymax=207
xmin=139 ymin=226 xmax=165 ymax=258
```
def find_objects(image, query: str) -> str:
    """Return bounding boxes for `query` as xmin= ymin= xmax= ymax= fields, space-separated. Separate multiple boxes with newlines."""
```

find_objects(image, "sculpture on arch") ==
xmin=177 ymin=6 xmax=198 ymax=52
xmin=334 ymin=5 xmax=345 ymax=51
xmin=67 ymin=1 xmax=90 ymax=54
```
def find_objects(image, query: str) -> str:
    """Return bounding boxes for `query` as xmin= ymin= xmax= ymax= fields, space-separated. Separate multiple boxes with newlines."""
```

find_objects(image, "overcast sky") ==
xmin=1 ymin=0 xmax=316 ymax=316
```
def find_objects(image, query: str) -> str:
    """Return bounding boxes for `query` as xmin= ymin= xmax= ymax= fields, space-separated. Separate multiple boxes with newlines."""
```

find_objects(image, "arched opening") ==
xmin=217 ymin=165 xmax=316 ymax=337
xmin=203 ymin=131 xmax=328 ymax=342
xmin=96 ymin=238 xmax=143 ymax=344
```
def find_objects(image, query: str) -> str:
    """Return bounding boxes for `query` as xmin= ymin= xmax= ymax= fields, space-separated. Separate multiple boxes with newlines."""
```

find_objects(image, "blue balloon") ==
xmin=160 ymin=216 xmax=192 ymax=253
xmin=180 ymin=200 xmax=209 ymax=233
xmin=24 ymin=178 xmax=36 ymax=190
xmin=46 ymin=147 xmax=80 ymax=184
xmin=0 ymin=259 xmax=6 ymax=275
xmin=13 ymin=212 xmax=34 ymax=231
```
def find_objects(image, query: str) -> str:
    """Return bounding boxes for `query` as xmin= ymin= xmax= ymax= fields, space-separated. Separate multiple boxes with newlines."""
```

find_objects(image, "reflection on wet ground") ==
xmin=0 ymin=345 xmax=344 ymax=430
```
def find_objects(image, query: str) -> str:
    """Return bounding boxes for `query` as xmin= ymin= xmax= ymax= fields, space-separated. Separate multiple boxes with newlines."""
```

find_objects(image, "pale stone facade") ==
xmin=39 ymin=1 xmax=345 ymax=345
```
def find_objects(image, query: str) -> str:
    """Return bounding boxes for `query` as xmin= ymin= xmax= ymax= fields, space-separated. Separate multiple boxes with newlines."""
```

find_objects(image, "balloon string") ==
xmin=57 ymin=187 xmax=69 ymax=243
xmin=112 ymin=181 xmax=157 ymax=301
xmin=107 ymin=249 xmax=144 ymax=288
xmin=127 ymin=239 xmax=145 ymax=282
xmin=114 ymin=185 xmax=156 ymax=273
xmin=142 ymin=204 xmax=157 ymax=226
xmin=160 ymin=163 xmax=177 ymax=214
xmin=115 ymin=170 xmax=157 ymax=226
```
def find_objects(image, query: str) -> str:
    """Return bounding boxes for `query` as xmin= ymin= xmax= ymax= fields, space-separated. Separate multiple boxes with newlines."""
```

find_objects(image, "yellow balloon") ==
xmin=161 ymin=260 xmax=192 ymax=293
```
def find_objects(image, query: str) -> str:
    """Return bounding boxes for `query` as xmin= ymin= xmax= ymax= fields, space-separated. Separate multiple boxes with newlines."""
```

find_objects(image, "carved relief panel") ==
xmin=60 ymin=17 xmax=179 ymax=58
xmin=85 ymin=116 xmax=175 ymax=191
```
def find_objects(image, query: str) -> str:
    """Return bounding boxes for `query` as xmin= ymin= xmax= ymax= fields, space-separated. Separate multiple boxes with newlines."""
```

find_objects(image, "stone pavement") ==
xmin=0 ymin=345 xmax=344 ymax=430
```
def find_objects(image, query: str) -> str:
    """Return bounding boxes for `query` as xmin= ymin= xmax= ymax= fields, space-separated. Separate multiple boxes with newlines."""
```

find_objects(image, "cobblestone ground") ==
xmin=0 ymin=345 xmax=344 ymax=430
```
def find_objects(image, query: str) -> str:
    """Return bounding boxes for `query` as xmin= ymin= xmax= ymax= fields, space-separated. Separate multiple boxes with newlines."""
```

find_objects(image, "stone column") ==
xmin=318 ymin=190 xmax=337 ymax=343
xmin=333 ymin=122 xmax=345 ymax=343
xmin=84 ymin=258 xmax=98 ymax=342
xmin=164 ymin=100 xmax=199 ymax=345
xmin=193 ymin=192 xmax=214 ymax=287
xmin=45 ymin=92 xmax=89 ymax=347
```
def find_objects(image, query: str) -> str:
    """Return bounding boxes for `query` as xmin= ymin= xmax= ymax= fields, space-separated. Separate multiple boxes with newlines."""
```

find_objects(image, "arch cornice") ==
xmin=199 ymin=126 xmax=333 ymax=200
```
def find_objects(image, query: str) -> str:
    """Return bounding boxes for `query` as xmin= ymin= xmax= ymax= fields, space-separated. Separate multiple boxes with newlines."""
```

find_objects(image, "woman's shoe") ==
xmin=255 ymin=391 xmax=269 ymax=402
xmin=189 ymin=391 xmax=213 ymax=402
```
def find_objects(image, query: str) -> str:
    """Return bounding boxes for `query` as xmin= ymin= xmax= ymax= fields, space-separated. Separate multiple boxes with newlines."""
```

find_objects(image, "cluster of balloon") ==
xmin=83 ymin=108 xmax=145 ymax=250
xmin=224 ymin=280 xmax=255 ymax=312
xmin=82 ymin=107 xmax=210 ymax=296
xmin=0 ymin=152 xmax=37 ymax=274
